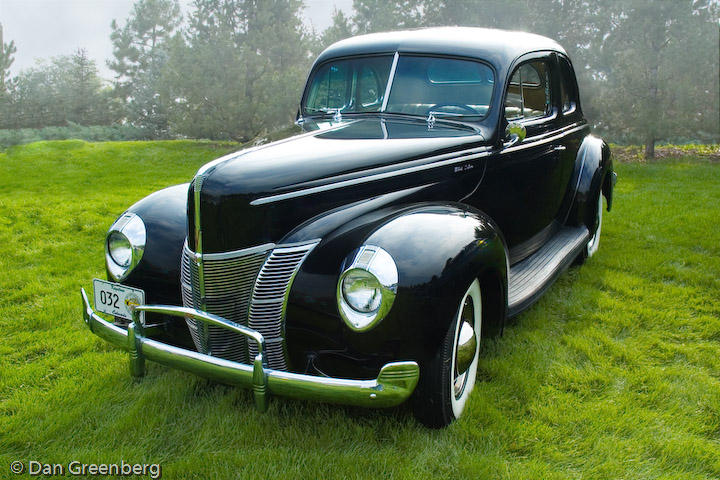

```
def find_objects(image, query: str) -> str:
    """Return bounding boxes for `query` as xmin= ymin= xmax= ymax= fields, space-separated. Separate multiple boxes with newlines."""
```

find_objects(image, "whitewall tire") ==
xmin=412 ymin=279 xmax=482 ymax=428
xmin=586 ymin=193 xmax=603 ymax=258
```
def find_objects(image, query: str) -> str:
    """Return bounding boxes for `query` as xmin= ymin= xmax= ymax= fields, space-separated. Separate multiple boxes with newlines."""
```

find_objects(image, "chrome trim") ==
xmin=181 ymin=242 xmax=271 ymax=362
xmin=455 ymin=319 xmax=477 ymax=378
xmin=251 ymin=146 xmax=492 ymax=206
xmin=81 ymin=288 xmax=419 ymax=409
xmin=500 ymin=122 xmax=585 ymax=155
xmin=184 ymin=242 xmax=276 ymax=262
xmin=503 ymin=121 xmax=526 ymax=148
xmin=248 ymin=240 xmax=319 ymax=370
xmin=380 ymin=51 xmax=399 ymax=112
xmin=105 ymin=213 xmax=146 ymax=282
xmin=192 ymin=175 xmax=208 ymax=350
xmin=251 ymin=121 xmax=585 ymax=206
xmin=275 ymin=238 xmax=322 ymax=249
xmin=337 ymin=245 xmax=398 ymax=332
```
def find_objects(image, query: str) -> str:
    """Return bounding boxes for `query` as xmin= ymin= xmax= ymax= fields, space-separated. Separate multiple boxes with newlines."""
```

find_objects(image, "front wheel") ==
xmin=412 ymin=279 xmax=482 ymax=428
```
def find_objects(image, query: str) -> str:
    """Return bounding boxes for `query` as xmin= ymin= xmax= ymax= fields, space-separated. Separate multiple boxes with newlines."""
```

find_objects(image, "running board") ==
xmin=507 ymin=225 xmax=589 ymax=316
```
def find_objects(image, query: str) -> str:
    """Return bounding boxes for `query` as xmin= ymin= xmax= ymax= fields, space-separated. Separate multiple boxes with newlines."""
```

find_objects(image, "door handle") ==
xmin=552 ymin=145 xmax=567 ymax=151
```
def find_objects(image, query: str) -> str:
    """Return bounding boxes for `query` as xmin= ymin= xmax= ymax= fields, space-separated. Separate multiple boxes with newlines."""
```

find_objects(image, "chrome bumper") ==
xmin=80 ymin=288 xmax=419 ymax=411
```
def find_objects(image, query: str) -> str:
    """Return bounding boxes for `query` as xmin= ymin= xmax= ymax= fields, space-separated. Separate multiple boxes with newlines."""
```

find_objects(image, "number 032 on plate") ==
xmin=92 ymin=278 xmax=145 ymax=324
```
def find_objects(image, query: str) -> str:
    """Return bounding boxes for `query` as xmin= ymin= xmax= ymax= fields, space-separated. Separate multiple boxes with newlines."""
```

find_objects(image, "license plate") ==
xmin=93 ymin=278 xmax=145 ymax=324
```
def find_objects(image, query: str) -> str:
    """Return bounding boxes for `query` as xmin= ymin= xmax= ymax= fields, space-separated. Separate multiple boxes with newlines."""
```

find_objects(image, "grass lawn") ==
xmin=1 ymin=140 xmax=719 ymax=479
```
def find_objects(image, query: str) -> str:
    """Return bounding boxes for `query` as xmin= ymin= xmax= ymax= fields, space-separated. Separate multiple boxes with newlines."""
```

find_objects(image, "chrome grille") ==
xmin=248 ymin=242 xmax=319 ymax=370
xmin=181 ymin=244 xmax=271 ymax=364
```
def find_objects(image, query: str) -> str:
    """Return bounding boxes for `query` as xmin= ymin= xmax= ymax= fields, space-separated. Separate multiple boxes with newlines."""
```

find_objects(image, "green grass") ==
xmin=1 ymin=140 xmax=719 ymax=479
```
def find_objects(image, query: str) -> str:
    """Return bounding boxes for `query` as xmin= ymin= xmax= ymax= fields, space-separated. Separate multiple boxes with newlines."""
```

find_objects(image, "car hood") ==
xmin=189 ymin=117 xmax=490 ymax=252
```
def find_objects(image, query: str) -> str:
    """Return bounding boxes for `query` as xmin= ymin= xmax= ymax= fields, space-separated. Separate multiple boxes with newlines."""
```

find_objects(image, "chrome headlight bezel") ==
xmin=105 ymin=212 xmax=146 ymax=281
xmin=337 ymin=245 xmax=398 ymax=332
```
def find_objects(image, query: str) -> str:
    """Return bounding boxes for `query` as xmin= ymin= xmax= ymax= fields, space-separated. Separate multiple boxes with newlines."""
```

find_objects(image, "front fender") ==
xmin=285 ymin=202 xmax=507 ymax=378
xmin=112 ymin=183 xmax=189 ymax=305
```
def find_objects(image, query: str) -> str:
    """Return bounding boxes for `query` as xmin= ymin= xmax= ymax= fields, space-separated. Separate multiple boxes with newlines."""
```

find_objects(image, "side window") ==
xmin=558 ymin=57 xmax=578 ymax=114
xmin=505 ymin=60 xmax=552 ymax=122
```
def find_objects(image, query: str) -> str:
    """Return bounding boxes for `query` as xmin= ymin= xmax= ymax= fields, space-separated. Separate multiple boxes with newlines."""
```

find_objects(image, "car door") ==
xmin=468 ymin=54 xmax=573 ymax=263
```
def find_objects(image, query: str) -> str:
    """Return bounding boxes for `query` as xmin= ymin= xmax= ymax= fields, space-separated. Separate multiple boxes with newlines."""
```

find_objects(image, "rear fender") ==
xmin=567 ymin=135 xmax=613 ymax=230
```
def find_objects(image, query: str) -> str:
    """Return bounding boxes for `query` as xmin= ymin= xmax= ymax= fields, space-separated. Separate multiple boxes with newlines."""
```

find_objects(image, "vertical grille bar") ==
xmin=181 ymin=243 xmax=271 ymax=364
xmin=248 ymin=242 xmax=319 ymax=370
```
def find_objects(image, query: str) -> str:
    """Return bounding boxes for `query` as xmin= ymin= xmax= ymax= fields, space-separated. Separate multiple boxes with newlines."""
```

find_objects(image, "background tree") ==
xmin=2 ymin=53 xmax=112 ymax=129
xmin=109 ymin=0 xmax=182 ymax=135
xmin=322 ymin=0 xmax=719 ymax=157
xmin=350 ymin=0 xmax=424 ymax=34
xmin=0 ymin=23 xmax=17 ymax=94
xmin=597 ymin=1 xmax=718 ymax=157
xmin=318 ymin=8 xmax=354 ymax=49
xmin=161 ymin=0 xmax=311 ymax=141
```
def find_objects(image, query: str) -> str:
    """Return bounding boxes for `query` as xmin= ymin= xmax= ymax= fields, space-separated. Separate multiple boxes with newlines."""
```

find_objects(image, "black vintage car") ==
xmin=82 ymin=27 xmax=616 ymax=427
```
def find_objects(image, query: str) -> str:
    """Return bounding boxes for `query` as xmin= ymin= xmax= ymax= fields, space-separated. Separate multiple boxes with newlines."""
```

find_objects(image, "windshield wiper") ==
xmin=303 ymin=107 xmax=345 ymax=121
xmin=379 ymin=111 xmax=482 ymax=133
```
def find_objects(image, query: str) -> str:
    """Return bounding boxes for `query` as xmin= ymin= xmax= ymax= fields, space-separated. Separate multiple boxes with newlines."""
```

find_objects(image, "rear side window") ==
xmin=505 ymin=60 xmax=552 ymax=121
xmin=558 ymin=56 xmax=579 ymax=114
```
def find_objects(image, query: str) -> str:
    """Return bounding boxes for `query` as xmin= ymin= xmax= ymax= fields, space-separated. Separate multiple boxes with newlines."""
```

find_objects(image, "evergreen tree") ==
xmin=319 ymin=9 xmax=354 ymax=50
xmin=351 ymin=0 xmax=424 ymax=34
xmin=597 ymin=1 xmax=718 ymax=156
xmin=0 ymin=23 xmax=16 ymax=93
xmin=109 ymin=0 xmax=182 ymax=135
xmin=4 ymin=53 xmax=112 ymax=129
xmin=162 ymin=0 xmax=311 ymax=140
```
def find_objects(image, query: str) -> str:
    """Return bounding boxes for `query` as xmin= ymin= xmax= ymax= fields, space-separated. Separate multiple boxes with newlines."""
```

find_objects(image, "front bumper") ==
xmin=80 ymin=288 xmax=419 ymax=411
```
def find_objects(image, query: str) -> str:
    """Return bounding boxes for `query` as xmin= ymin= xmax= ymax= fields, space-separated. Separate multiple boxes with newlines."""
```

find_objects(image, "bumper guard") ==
xmin=80 ymin=288 xmax=419 ymax=411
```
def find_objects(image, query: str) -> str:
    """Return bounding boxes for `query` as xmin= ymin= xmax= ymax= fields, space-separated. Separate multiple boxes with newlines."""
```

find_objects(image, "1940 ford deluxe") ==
xmin=81 ymin=27 xmax=616 ymax=427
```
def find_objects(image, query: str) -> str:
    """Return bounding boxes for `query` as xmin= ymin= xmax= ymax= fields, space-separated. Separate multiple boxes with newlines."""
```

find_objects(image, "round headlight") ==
xmin=107 ymin=231 xmax=132 ymax=267
xmin=105 ymin=213 xmax=146 ymax=281
xmin=337 ymin=246 xmax=398 ymax=332
xmin=342 ymin=269 xmax=382 ymax=313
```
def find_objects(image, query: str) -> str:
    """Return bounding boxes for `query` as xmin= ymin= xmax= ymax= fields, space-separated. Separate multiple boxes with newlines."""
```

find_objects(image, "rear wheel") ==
xmin=575 ymin=193 xmax=603 ymax=265
xmin=586 ymin=193 xmax=603 ymax=258
xmin=412 ymin=279 xmax=481 ymax=428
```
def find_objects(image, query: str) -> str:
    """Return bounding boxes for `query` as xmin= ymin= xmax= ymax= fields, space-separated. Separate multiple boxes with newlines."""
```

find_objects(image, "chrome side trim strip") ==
xmin=500 ymin=122 xmax=586 ymax=155
xmin=250 ymin=122 xmax=586 ymax=206
xmin=251 ymin=146 xmax=492 ymax=206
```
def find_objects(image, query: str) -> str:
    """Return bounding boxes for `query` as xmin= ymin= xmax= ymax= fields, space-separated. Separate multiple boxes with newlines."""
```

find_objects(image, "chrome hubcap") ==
xmin=453 ymin=296 xmax=477 ymax=399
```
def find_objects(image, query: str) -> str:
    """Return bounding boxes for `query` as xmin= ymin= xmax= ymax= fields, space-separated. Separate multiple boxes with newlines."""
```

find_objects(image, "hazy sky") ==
xmin=0 ymin=0 xmax=352 ymax=79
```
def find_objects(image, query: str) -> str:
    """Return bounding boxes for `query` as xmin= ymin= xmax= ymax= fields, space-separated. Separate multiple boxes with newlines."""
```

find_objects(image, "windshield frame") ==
xmin=300 ymin=52 xmax=497 ymax=123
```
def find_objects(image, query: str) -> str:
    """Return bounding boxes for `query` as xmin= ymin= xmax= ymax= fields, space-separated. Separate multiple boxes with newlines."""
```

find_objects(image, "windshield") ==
xmin=303 ymin=54 xmax=494 ymax=120
xmin=304 ymin=55 xmax=394 ymax=114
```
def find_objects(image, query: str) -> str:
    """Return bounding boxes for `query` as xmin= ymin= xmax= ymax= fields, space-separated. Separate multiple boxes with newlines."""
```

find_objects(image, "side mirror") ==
xmin=504 ymin=122 xmax=526 ymax=148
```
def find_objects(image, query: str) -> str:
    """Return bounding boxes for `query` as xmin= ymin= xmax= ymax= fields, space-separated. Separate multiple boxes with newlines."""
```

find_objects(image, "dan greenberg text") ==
xmin=11 ymin=460 xmax=161 ymax=478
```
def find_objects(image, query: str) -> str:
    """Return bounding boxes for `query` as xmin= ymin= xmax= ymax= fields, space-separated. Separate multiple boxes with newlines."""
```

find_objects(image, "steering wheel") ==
xmin=427 ymin=103 xmax=479 ymax=115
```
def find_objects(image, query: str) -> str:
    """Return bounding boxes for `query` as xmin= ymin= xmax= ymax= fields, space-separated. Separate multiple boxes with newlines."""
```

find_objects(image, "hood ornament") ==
xmin=426 ymin=112 xmax=436 ymax=129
